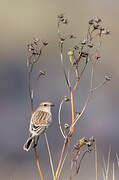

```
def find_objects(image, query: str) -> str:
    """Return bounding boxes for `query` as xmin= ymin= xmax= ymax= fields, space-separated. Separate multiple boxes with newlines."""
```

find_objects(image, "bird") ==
xmin=23 ymin=102 xmax=54 ymax=151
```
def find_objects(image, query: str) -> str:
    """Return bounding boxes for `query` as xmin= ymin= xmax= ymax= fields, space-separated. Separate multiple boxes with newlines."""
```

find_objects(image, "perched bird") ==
xmin=23 ymin=102 xmax=54 ymax=151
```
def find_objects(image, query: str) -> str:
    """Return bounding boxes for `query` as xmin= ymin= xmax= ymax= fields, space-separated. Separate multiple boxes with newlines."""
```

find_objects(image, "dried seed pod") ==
xmin=33 ymin=37 xmax=39 ymax=45
xmin=58 ymin=14 xmax=64 ymax=19
xmin=102 ymin=29 xmax=110 ymax=35
xmin=39 ymin=70 xmax=46 ymax=76
xmin=81 ymin=39 xmax=87 ymax=45
xmin=68 ymin=34 xmax=76 ymax=39
xmin=93 ymin=24 xmax=100 ymax=29
xmin=87 ymin=42 xmax=93 ymax=48
xmin=64 ymin=96 xmax=70 ymax=102
xmin=62 ymin=18 xmax=68 ymax=24
xmin=42 ymin=40 xmax=48 ymax=46
xmin=64 ymin=123 xmax=70 ymax=129
xmin=99 ymin=26 xmax=105 ymax=31
xmin=73 ymin=45 xmax=79 ymax=50
xmin=94 ymin=17 xmax=102 ymax=23
xmin=105 ymin=75 xmax=111 ymax=81
xmin=89 ymin=19 xmax=94 ymax=25
xmin=59 ymin=36 xmax=66 ymax=43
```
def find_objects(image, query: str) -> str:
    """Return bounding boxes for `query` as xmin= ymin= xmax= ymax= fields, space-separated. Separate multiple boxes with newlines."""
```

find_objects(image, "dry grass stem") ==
xmin=34 ymin=147 xmax=44 ymax=180
xmin=58 ymin=98 xmax=67 ymax=139
xmin=116 ymin=153 xmax=119 ymax=168
xmin=44 ymin=133 xmax=55 ymax=180
xmin=95 ymin=146 xmax=98 ymax=180
xmin=105 ymin=147 xmax=111 ymax=180
xmin=112 ymin=163 xmax=115 ymax=180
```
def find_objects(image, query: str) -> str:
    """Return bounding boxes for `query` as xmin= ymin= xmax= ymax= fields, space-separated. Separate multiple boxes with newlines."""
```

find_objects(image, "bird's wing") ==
xmin=31 ymin=110 xmax=52 ymax=127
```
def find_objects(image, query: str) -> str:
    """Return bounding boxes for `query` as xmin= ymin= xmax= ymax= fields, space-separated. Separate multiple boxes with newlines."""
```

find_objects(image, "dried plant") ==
xmin=23 ymin=14 xmax=116 ymax=180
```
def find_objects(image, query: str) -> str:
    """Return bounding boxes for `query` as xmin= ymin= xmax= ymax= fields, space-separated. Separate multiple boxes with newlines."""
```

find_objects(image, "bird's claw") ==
xmin=33 ymin=144 xmax=37 ymax=148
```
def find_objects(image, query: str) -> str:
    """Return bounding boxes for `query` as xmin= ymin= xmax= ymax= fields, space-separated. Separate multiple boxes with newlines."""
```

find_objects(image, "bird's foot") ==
xmin=33 ymin=144 xmax=37 ymax=148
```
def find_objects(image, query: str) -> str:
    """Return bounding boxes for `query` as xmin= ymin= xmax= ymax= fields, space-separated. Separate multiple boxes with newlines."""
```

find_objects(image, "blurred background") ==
xmin=0 ymin=0 xmax=119 ymax=179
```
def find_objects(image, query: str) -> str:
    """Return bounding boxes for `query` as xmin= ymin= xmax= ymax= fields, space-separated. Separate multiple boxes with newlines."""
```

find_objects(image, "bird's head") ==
xmin=39 ymin=102 xmax=54 ymax=112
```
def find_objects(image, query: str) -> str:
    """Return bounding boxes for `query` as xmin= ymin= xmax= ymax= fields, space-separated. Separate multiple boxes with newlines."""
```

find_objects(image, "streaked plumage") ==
xmin=23 ymin=102 xmax=54 ymax=151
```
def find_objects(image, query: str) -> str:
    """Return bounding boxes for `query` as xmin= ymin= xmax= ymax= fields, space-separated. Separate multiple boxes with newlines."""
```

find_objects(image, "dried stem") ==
xmin=28 ymin=63 xmax=34 ymax=114
xmin=55 ymin=138 xmax=68 ymax=180
xmin=27 ymin=52 xmax=44 ymax=179
xmin=34 ymin=147 xmax=44 ymax=180
xmin=57 ymin=152 xmax=68 ymax=180
xmin=102 ymin=153 xmax=107 ymax=177
xmin=112 ymin=163 xmax=115 ymax=180
xmin=91 ymin=80 xmax=107 ymax=92
xmin=71 ymin=59 xmax=97 ymax=128
xmin=58 ymin=98 xmax=67 ymax=139
xmin=76 ymin=149 xmax=89 ymax=174
xmin=69 ymin=91 xmax=75 ymax=136
xmin=72 ymin=66 xmax=80 ymax=92
xmin=116 ymin=153 xmax=119 ymax=168
xmin=60 ymin=43 xmax=71 ymax=89
xmin=105 ymin=146 xmax=111 ymax=180
xmin=95 ymin=146 xmax=98 ymax=180
xmin=102 ymin=168 xmax=106 ymax=180
xmin=44 ymin=133 xmax=55 ymax=180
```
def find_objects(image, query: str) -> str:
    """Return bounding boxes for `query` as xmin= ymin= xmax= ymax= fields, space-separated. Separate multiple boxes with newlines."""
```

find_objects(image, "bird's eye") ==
xmin=44 ymin=104 xmax=47 ymax=106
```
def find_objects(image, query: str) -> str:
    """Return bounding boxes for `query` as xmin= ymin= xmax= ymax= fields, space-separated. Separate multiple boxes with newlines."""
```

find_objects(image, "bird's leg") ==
xmin=33 ymin=136 xmax=39 ymax=148
xmin=36 ymin=136 xmax=39 ymax=145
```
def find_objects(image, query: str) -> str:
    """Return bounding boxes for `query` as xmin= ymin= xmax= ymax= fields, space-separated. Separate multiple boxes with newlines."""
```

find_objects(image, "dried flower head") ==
xmin=87 ymin=42 xmax=93 ymax=48
xmin=33 ymin=37 xmax=39 ymax=45
xmin=68 ymin=34 xmax=76 ymax=39
xmin=42 ymin=40 xmax=48 ymax=46
xmin=64 ymin=123 xmax=70 ymax=129
xmin=58 ymin=13 xmax=64 ymax=19
xmin=73 ymin=45 xmax=79 ymax=50
xmin=102 ymin=29 xmax=110 ymax=35
xmin=93 ymin=24 xmax=100 ymax=30
xmin=94 ymin=17 xmax=102 ymax=24
xmin=105 ymin=75 xmax=112 ymax=81
xmin=89 ymin=19 xmax=94 ymax=25
xmin=81 ymin=39 xmax=87 ymax=45
xmin=64 ymin=96 xmax=70 ymax=102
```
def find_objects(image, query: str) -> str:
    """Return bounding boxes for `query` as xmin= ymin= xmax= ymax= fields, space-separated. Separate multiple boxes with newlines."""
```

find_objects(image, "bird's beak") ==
xmin=50 ymin=103 xmax=55 ymax=107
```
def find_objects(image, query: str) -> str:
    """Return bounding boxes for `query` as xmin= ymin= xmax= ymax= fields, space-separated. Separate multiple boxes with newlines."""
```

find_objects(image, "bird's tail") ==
xmin=23 ymin=137 xmax=34 ymax=151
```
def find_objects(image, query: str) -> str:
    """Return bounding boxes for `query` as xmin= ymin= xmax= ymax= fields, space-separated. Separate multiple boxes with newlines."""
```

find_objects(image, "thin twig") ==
xmin=91 ymin=80 xmax=107 ymax=92
xmin=58 ymin=98 xmax=67 ymax=139
xmin=102 ymin=153 xmax=107 ymax=177
xmin=34 ymin=147 xmax=44 ymax=180
xmin=72 ymin=61 xmax=87 ymax=92
xmin=70 ymin=90 xmax=75 ymax=135
xmin=55 ymin=138 xmax=68 ymax=180
xmin=102 ymin=167 xmax=106 ymax=180
xmin=44 ymin=133 xmax=55 ymax=180
xmin=95 ymin=146 xmax=98 ymax=180
xmin=60 ymin=43 xmax=71 ymax=89
xmin=28 ymin=64 xmax=34 ymax=114
xmin=105 ymin=146 xmax=111 ymax=180
xmin=112 ymin=163 xmax=115 ymax=180
xmin=72 ymin=66 xmax=79 ymax=92
xmin=71 ymin=59 xmax=97 ymax=128
xmin=27 ymin=50 xmax=44 ymax=180
xmin=116 ymin=153 xmax=119 ymax=168
xmin=76 ymin=149 xmax=89 ymax=174
xmin=57 ymin=152 xmax=68 ymax=180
